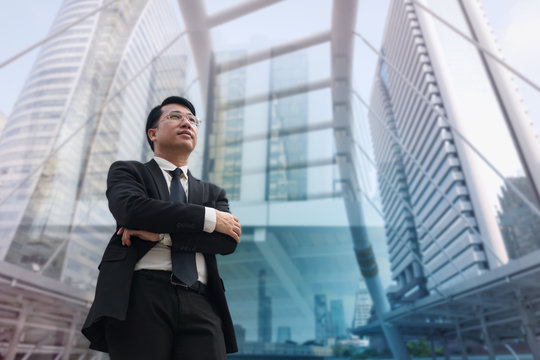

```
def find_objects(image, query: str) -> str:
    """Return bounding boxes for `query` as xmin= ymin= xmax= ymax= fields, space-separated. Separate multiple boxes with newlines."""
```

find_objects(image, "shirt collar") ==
xmin=154 ymin=156 xmax=188 ymax=177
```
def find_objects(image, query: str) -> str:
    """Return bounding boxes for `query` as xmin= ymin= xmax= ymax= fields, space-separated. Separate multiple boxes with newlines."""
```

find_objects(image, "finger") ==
xmin=121 ymin=229 xmax=127 ymax=246
xmin=227 ymin=228 xmax=239 ymax=242
xmin=232 ymin=229 xmax=240 ymax=243
xmin=122 ymin=229 xmax=132 ymax=246
xmin=117 ymin=227 xmax=124 ymax=235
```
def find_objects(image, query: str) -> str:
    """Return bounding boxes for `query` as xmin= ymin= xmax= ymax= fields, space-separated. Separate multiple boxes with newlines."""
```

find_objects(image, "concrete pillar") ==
xmin=5 ymin=302 xmax=30 ymax=360
xmin=479 ymin=312 xmax=495 ymax=360
xmin=443 ymin=336 xmax=451 ymax=360
xmin=517 ymin=291 xmax=540 ymax=360
xmin=455 ymin=322 xmax=468 ymax=360
xmin=429 ymin=335 xmax=437 ymax=360
xmin=62 ymin=312 xmax=80 ymax=360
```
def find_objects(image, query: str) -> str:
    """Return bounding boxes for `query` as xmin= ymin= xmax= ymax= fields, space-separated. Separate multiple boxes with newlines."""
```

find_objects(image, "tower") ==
xmin=258 ymin=269 xmax=272 ymax=342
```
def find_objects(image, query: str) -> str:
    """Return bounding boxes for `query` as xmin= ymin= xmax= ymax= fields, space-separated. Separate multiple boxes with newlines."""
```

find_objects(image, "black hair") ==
xmin=145 ymin=96 xmax=197 ymax=151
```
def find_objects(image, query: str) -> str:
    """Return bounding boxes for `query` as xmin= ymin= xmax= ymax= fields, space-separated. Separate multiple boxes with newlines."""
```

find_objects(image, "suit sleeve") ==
xmin=171 ymin=187 xmax=238 ymax=255
xmin=106 ymin=161 xmax=205 ymax=233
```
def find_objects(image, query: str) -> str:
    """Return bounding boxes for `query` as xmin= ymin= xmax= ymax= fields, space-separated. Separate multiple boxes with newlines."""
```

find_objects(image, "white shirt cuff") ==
xmin=159 ymin=233 xmax=172 ymax=246
xmin=203 ymin=207 xmax=217 ymax=233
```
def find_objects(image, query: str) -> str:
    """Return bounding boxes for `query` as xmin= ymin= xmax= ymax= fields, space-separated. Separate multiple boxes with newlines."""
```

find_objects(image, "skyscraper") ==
xmin=368 ymin=0 xmax=540 ymax=304
xmin=266 ymin=51 xmax=308 ymax=201
xmin=368 ymin=0 xmax=499 ymax=297
xmin=206 ymin=50 xmax=247 ymax=201
xmin=369 ymin=60 xmax=427 ymax=301
xmin=277 ymin=326 xmax=292 ymax=343
xmin=0 ymin=0 xmax=190 ymax=289
xmin=314 ymin=294 xmax=328 ymax=344
xmin=498 ymin=177 xmax=540 ymax=259
xmin=352 ymin=281 xmax=371 ymax=329
xmin=329 ymin=299 xmax=346 ymax=339
xmin=258 ymin=269 xmax=272 ymax=343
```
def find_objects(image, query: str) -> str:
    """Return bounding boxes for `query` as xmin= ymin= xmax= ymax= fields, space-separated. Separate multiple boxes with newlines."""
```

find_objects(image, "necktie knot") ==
xmin=169 ymin=168 xmax=186 ymax=204
xmin=170 ymin=167 xmax=182 ymax=179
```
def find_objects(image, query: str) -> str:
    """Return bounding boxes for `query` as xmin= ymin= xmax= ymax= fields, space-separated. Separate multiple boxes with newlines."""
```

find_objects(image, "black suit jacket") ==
xmin=82 ymin=159 xmax=238 ymax=353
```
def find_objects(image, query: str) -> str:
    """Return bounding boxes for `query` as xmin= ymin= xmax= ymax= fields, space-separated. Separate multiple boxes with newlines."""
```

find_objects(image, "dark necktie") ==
xmin=169 ymin=168 xmax=197 ymax=286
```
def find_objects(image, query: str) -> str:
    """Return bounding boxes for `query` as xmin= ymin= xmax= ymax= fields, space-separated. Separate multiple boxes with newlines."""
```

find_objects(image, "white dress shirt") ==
xmin=134 ymin=156 xmax=217 ymax=284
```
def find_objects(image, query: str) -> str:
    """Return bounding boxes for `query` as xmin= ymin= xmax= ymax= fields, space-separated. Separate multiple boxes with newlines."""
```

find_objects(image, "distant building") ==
xmin=234 ymin=324 xmax=247 ymax=351
xmin=329 ymin=299 xmax=346 ymax=338
xmin=352 ymin=282 xmax=371 ymax=331
xmin=258 ymin=269 xmax=272 ymax=343
xmin=205 ymin=50 xmax=246 ymax=200
xmin=266 ymin=51 xmax=308 ymax=201
xmin=277 ymin=326 xmax=291 ymax=343
xmin=498 ymin=177 xmax=540 ymax=258
xmin=314 ymin=294 xmax=328 ymax=344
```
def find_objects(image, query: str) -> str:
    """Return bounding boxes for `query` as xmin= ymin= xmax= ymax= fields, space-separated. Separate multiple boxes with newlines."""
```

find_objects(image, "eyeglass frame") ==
xmin=157 ymin=110 xmax=202 ymax=128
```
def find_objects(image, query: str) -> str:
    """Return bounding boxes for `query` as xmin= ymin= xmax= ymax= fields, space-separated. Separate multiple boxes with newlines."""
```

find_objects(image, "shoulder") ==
xmin=109 ymin=160 xmax=148 ymax=171
xmin=191 ymin=174 xmax=226 ymax=195
xmin=107 ymin=161 xmax=150 ymax=180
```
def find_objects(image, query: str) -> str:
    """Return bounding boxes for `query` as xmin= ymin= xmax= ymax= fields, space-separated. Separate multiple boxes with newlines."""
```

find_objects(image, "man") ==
xmin=82 ymin=96 xmax=241 ymax=359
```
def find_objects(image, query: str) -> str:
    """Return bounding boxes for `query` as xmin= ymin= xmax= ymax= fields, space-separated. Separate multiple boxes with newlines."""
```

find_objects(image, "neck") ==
xmin=154 ymin=149 xmax=189 ymax=167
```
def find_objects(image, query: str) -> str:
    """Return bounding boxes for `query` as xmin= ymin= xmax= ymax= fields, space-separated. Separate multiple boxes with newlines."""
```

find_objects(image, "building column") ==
xmin=479 ymin=312 xmax=495 ymax=360
xmin=5 ymin=302 xmax=30 ymax=360
xmin=455 ymin=322 xmax=468 ymax=360
xmin=517 ymin=291 xmax=540 ymax=360
xmin=62 ymin=312 xmax=80 ymax=360
xmin=443 ymin=336 xmax=451 ymax=360
xmin=429 ymin=335 xmax=437 ymax=360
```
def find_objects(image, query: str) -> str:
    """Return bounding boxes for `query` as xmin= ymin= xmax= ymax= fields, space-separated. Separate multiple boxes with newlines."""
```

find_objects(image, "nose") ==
xmin=178 ymin=117 xmax=191 ymax=128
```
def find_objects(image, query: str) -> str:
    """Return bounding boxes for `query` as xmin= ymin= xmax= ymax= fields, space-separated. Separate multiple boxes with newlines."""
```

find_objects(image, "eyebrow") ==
xmin=168 ymin=110 xmax=193 ymax=115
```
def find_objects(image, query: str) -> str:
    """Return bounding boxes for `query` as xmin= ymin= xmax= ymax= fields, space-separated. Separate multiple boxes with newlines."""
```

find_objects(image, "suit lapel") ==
xmin=145 ymin=159 xmax=169 ymax=201
xmin=187 ymin=171 xmax=203 ymax=205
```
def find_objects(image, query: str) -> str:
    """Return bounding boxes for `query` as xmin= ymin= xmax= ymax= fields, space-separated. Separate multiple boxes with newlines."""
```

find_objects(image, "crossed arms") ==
xmin=106 ymin=161 xmax=241 ymax=255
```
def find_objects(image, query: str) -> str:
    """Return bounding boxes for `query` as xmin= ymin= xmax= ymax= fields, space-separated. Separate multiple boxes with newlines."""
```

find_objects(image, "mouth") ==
xmin=177 ymin=130 xmax=192 ymax=139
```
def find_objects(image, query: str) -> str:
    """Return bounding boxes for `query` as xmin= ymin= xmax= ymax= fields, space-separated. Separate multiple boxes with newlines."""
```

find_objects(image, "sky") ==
xmin=1 ymin=0 xmax=539 ymax=122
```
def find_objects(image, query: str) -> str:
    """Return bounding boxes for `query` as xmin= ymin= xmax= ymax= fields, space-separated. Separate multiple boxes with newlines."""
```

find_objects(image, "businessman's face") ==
xmin=149 ymin=103 xmax=198 ymax=154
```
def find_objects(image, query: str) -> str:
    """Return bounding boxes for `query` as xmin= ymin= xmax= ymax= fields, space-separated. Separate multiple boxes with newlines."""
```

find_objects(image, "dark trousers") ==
xmin=105 ymin=270 xmax=226 ymax=360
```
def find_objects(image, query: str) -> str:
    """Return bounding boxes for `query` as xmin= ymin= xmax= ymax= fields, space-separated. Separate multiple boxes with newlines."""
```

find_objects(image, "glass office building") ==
xmin=368 ymin=0 xmax=540 ymax=300
xmin=0 ymin=0 xmax=194 ymax=291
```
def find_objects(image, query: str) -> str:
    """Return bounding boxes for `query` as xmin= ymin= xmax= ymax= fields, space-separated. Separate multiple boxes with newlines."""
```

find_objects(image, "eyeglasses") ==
xmin=164 ymin=111 xmax=201 ymax=128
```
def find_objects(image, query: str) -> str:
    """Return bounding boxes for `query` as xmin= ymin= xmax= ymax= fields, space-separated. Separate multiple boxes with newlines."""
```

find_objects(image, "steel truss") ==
xmin=0 ymin=261 xmax=100 ymax=360
xmin=354 ymin=249 xmax=540 ymax=358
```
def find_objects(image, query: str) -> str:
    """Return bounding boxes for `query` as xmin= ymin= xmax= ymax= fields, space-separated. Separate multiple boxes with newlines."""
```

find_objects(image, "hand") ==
xmin=117 ymin=227 xmax=160 ymax=247
xmin=215 ymin=211 xmax=242 ymax=243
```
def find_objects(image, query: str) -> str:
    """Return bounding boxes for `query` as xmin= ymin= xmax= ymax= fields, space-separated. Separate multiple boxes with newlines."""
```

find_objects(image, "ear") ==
xmin=147 ymin=127 xmax=157 ymax=143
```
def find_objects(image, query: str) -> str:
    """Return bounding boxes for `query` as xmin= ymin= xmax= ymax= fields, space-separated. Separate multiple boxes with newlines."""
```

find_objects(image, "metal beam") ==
xmin=216 ymin=78 xmax=331 ymax=110
xmin=5 ymin=302 xmax=29 ymax=360
xmin=253 ymin=230 xmax=314 ymax=321
xmin=221 ymin=120 xmax=335 ymax=147
xmin=330 ymin=0 xmax=409 ymax=357
xmin=216 ymin=31 xmax=331 ymax=74
xmin=207 ymin=0 xmax=284 ymax=28
xmin=177 ymin=0 xmax=213 ymax=103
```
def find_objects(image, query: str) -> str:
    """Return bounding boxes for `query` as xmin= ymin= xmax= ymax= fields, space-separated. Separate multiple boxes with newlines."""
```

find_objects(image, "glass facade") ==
xmin=0 ymin=0 xmax=196 ymax=291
